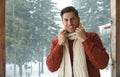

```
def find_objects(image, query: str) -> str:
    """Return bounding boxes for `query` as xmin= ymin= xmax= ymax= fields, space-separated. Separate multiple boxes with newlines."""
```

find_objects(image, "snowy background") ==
xmin=6 ymin=0 xmax=111 ymax=77
xmin=6 ymin=58 xmax=112 ymax=77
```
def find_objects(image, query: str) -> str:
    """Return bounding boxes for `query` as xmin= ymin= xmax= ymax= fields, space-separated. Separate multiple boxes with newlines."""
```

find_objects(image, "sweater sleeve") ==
xmin=46 ymin=38 xmax=64 ymax=72
xmin=82 ymin=32 xmax=109 ymax=69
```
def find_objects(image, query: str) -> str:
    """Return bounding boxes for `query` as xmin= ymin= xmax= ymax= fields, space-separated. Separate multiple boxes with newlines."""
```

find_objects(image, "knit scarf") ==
xmin=58 ymin=33 xmax=89 ymax=77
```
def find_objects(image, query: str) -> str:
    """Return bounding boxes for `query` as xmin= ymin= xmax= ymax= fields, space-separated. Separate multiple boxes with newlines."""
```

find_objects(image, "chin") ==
xmin=68 ymin=30 xmax=75 ymax=33
xmin=66 ymin=28 xmax=75 ymax=33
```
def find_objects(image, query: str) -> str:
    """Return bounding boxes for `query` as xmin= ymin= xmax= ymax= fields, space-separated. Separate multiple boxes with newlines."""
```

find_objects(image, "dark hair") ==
xmin=60 ymin=6 xmax=79 ymax=18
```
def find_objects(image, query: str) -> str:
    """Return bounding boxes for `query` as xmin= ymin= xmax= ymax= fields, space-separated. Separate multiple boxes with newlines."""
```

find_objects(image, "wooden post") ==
xmin=116 ymin=0 xmax=120 ymax=76
xmin=111 ymin=0 xmax=120 ymax=77
xmin=0 ymin=0 xmax=5 ymax=77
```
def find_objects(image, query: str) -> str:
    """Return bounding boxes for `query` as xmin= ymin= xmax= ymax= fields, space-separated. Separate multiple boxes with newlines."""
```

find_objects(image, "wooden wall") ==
xmin=111 ymin=0 xmax=120 ymax=77
xmin=0 ymin=0 xmax=5 ymax=77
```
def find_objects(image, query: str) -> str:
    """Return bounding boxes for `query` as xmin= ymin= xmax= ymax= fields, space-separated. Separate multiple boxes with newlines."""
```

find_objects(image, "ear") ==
xmin=61 ymin=21 xmax=66 ymax=29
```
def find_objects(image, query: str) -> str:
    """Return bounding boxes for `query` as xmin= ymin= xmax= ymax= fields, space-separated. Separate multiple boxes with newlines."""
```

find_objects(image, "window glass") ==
xmin=5 ymin=0 xmax=111 ymax=77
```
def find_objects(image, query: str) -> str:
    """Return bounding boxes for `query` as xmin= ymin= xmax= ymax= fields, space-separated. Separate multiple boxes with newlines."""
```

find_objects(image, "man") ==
xmin=46 ymin=6 xmax=109 ymax=77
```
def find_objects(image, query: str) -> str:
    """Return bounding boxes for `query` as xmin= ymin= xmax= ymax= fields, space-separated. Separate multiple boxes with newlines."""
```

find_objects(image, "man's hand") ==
xmin=58 ymin=30 xmax=68 ymax=45
xmin=75 ymin=27 xmax=87 ymax=42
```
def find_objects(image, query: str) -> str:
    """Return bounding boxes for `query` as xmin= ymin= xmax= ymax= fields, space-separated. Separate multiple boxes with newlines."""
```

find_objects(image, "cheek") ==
xmin=63 ymin=25 xmax=68 ymax=29
xmin=62 ymin=22 xmax=67 ymax=28
xmin=75 ymin=21 xmax=80 ymax=26
xmin=75 ymin=20 xmax=80 ymax=24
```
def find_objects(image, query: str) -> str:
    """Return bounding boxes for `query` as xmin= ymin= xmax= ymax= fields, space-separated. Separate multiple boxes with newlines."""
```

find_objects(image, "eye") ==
xmin=71 ymin=17 xmax=76 ymax=21
xmin=63 ymin=19 xmax=68 ymax=22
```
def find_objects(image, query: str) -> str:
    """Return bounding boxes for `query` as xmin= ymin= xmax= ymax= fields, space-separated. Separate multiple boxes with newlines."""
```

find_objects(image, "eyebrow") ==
xmin=63 ymin=16 xmax=77 ymax=21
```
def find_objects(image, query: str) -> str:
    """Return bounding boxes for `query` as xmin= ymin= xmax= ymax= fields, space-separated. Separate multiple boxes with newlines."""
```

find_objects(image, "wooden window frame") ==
xmin=0 ymin=0 xmax=5 ymax=77
xmin=111 ymin=0 xmax=120 ymax=77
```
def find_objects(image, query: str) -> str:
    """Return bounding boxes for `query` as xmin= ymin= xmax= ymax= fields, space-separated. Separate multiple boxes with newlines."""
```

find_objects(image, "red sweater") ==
xmin=46 ymin=32 xmax=109 ymax=77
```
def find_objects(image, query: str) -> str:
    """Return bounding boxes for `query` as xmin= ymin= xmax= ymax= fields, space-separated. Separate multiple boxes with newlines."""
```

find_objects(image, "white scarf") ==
xmin=58 ymin=33 xmax=89 ymax=77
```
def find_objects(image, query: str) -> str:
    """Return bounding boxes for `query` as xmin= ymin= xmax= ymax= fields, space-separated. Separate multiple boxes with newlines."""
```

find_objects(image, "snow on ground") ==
xmin=6 ymin=58 xmax=111 ymax=77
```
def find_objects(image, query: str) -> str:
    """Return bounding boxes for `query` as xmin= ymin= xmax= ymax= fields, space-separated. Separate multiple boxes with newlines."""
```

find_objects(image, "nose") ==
xmin=68 ymin=20 xmax=72 ymax=25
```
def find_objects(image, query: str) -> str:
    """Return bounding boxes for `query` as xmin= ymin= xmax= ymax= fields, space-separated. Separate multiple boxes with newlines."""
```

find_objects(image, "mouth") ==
xmin=67 ymin=27 xmax=75 ymax=32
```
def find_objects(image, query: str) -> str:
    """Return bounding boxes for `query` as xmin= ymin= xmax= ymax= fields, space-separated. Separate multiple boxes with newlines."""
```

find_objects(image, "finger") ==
xmin=74 ymin=32 xmax=78 ymax=35
xmin=75 ymin=28 xmax=81 ymax=32
xmin=59 ymin=30 xmax=66 ymax=35
xmin=61 ymin=30 xmax=67 ymax=33
xmin=76 ymin=28 xmax=85 ymax=33
xmin=75 ymin=30 xmax=80 ymax=35
xmin=77 ymin=27 xmax=84 ymax=30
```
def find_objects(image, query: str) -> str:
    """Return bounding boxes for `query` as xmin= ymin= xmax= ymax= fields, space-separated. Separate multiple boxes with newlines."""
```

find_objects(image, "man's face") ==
xmin=62 ymin=12 xmax=80 ymax=33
